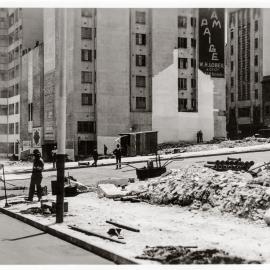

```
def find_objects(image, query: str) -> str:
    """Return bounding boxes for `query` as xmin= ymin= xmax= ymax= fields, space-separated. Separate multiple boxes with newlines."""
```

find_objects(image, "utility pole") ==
xmin=56 ymin=8 xmax=67 ymax=223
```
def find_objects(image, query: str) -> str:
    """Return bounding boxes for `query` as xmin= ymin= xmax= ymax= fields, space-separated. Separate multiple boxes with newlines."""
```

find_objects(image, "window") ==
xmin=9 ymin=123 xmax=14 ymax=134
xmin=136 ymin=11 xmax=146 ymax=24
xmin=231 ymin=45 xmax=234 ymax=55
xmin=254 ymin=55 xmax=258 ymax=66
xmin=136 ymin=97 xmax=146 ymax=109
xmin=231 ymin=61 xmax=234 ymax=71
xmin=9 ymin=68 xmax=14 ymax=80
xmin=178 ymin=58 xmax=188 ymax=69
xmin=81 ymin=71 xmax=92 ymax=83
xmin=178 ymin=98 xmax=187 ymax=111
xmin=230 ymin=30 xmax=234 ymax=39
xmin=191 ymin=38 xmax=196 ymax=48
xmin=238 ymin=107 xmax=250 ymax=117
xmin=255 ymin=20 xmax=258 ymax=31
xmin=136 ymin=33 xmax=146 ymax=45
xmin=28 ymin=103 xmax=32 ymax=121
xmin=255 ymin=38 xmax=258 ymax=49
xmin=255 ymin=89 xmax=258 ymax=99
xmin=94 ymin=50 xmax=96 ymax=59
xmin=231 ymin=77 xmax=234 ymax=87
xmin=15 ymin=122 xmax=19 ymax=134
xmin=81 ymin=93 xmax=92 ymax=105
xmin=0 ymin=124 xmax=7 ymax=134
xmin=136 ymin=76 xmax=146 ymax=87
xmin=0 ymin=105 xmax=8 ymax=115
xmin=15 ymin=83 xmax=19 ymax=95
xmin=191 ymin=99 xmax=196 ymax=109
xmin=191 ymin=58 xmax=196 ymax=68
xmin=191 ymin=17 xmax=196 ymax=27
xmin=81 ymin=8 xmax=92 ymax=17
xmin=9 ymin=13 xmax=14 ymax=26
xmin=78 ymin=121 xmax=95 ymax=133
xmin=231 ymin=93 xmax=234 ymax=102
xmin=136 ymin=55 xmax=146 ymax=66
xmin=178 ymin=78 xmax=187 ymax=90
xmin=191 ymin=78 xmax=196 ymax=88
xmin=81 ymin=27 xmax=92 ymax=39
xmin=8 ymin=86 xmax=14 ymax=97
xmin=9 ymin=104 xmax=14 ymax=115
xmin=178 ymin=37 xmax=187 ymax=48
xmin=255 ymin=72 xmax=259 ymax=82
xmin=15 ymin=102 xmax=19 ymax=114
xmin=178 ymin=16 xmax=187 ymax=28
xmin=81 ymin=49 xmax=92 ymax=62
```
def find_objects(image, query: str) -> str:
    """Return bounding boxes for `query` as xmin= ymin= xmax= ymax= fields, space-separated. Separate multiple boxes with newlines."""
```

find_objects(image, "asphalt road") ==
xmin=0 ymin=212 xmax=113 ymax=264
xmin=2 ymin=150 xmax=270 ymax=199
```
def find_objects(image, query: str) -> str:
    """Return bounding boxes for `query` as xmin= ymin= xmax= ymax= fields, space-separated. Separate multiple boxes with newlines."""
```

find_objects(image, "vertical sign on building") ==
xmin=199 ymin=8 xmax=225 ymax=78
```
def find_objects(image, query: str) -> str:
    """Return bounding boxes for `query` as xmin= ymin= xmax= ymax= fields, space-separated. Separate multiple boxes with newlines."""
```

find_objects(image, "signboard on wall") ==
xmin=32 ymin=127 xmax=42 ymax=148
xmin=199 ymin=8 xmax=225 ymax=78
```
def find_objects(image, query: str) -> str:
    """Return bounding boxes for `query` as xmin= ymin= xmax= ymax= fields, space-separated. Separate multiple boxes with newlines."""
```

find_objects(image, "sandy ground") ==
xmin=1 ymin=190 xmax=270 ymax=264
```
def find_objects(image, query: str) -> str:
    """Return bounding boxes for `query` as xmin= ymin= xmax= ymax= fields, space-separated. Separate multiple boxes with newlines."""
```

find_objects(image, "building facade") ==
xmin=0 ymin=8 xmax=43 ymax=157
xmin=1 ymin=8 xmax=226 ymax=159
xmin=226 ymin=8 xmax=270 ymax=138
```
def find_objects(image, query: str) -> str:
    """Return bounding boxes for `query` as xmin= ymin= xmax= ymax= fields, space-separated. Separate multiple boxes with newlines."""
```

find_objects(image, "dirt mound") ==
xmin=139 ymin=164 xmax=270 ymax=221
xmin=136 ymin=246 xmax=261 ymax=264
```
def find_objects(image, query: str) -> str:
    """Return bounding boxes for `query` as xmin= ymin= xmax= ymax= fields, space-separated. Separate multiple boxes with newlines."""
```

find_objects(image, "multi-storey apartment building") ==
xmin=0 ymin=8 xmax=43 ymax=157
xmin=226 ymin=8 xmax=270 ymax=138
xmin=1 ymin=8 xmax=226 ymax=159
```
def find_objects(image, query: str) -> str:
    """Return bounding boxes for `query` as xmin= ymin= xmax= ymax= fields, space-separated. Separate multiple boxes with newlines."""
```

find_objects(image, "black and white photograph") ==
xmin=0 ymin=0 xmax=270 ymax=268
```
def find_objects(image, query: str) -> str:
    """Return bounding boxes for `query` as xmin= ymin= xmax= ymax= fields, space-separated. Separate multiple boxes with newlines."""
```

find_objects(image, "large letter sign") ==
xmin=199 ymin=8 xmax=225 ymax=78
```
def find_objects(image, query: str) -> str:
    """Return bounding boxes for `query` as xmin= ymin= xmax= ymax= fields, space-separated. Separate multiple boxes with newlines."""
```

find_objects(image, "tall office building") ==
xmin=226 ymin=8 xmax=270 ymax=138
xmin=0 ymin=8 xmax=43 ymax=157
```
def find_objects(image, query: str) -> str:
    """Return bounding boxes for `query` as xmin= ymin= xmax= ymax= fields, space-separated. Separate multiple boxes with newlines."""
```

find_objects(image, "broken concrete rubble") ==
xmin=135 ymin=164 xmax=270 ymax=222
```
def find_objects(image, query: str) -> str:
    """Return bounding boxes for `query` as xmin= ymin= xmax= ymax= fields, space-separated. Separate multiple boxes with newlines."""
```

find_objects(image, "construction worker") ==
xmin=113 ymin=144 xmax=122 ymax=169
xmin=51 ymin=145 xmax=57 ymax=169
xmin=92 ymin=148 xmax=98 ymax=167
xmin=26 ymin=149 xmax=44 ymax=202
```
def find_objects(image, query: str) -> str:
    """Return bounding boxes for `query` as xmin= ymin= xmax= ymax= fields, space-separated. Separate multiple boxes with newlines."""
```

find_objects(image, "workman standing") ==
xmin=113 ymin=144 xmax=122 ymax=169
xmin=92 ymin=148 xmax=98 ymax=167
xmin=51 ymin=145 xmax=57 ymax=169
xmin=26 ymin=149 xmax=44 ymax=201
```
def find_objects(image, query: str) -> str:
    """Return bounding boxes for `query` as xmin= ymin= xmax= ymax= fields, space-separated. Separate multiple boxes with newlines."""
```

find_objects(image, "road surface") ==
xmin=1 ymin=150 xmax=270 ymax=198
xmin=0 ymin=212 xmax=113 ymax=264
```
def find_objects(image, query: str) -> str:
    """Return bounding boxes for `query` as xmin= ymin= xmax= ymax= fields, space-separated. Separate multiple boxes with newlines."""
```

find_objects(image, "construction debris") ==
xmin=136 ymin=246 xmax=261 ymax=264
xmin=158 ymin=136 xmax=270 ymax=155
xmin=97 ymin=184 xmax=128 ymax=198
xmin=68 ymin=225 xmax=126 ymax=244
xmin=106 ymin=219 xmax=140 ymax=232
xmin=138 ymin=164 xmax=270 ymax=221
xmin=205 ymin=157 xmax=254 ymax=172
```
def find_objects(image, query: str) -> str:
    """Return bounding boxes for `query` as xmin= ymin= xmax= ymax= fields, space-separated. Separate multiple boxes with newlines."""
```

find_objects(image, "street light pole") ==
xmin=56 ymin=8 xmax=67 ymax=223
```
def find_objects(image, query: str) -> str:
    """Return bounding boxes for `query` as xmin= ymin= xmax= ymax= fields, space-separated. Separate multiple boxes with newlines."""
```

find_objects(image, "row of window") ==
xmin=0 ymin=102 xmax=19 ymax=115
xmin=178 ymin=78 xmax=196 ymax=90
xmin=9 ymin=25 xmax=22 ymax=45
xmin=9 ymin=9 xmax=20 ymax=27
xmin=230 ymin=20 xmax=259 ymax=39
xmin=178 ymin=37 xmax=196 ymax=48
xmin=230 ymin=89 xmax=258 ymax=102
xmin=0 ymin=122 xmax=19 ymax=134
xmin=230 ymin=38 xmax=258 ymax=55
xmin=178 ymin=58 xmax=196 ymax=69
xmin=178 ymin=98 xmax=196 ymax=112
xmin=178 ymin=16 xmax=196 ymax=28
xmin=230 ymin=72 xmax=259 ymax=87
xmin=231 ymin=56 xmax=258 ymax=72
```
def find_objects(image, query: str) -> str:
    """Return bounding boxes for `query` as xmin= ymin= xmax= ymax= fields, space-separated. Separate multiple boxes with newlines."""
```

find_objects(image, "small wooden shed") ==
xmin=119 ymin=131 xmax=158 ymax=157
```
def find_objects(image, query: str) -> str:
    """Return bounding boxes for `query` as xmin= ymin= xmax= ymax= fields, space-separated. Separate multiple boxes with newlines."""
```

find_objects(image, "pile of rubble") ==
xmin=158 ymin=137 xmax=270 ymax=154
xmin=138 ymin=164 xmax=270 ymax=221
xmin=136 ymin=245 xmax=261 ymax=264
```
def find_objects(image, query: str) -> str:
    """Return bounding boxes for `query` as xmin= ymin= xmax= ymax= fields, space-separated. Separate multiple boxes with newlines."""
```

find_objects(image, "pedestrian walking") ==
xmin=104 ymin=144 xmax=108 ymax=156
xmin=92 ymin=148 xmax=98 ymax=167
xmin=51 ymin=146 xmax=57 ymax=169
xmin=26 ymin=149 xmax=44 ymax=202
xmin=200 ymin=130 xmax=203 ymax=143
xmin=196 ymin=130 xmax=200 ymax=143
xmin=113 ymin=144 xmax=122 ymax=169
